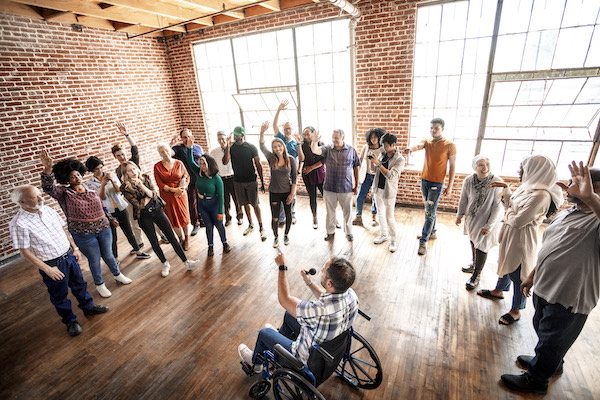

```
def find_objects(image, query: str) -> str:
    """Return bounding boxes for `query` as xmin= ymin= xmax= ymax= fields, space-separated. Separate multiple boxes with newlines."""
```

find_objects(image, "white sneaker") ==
xmin=161 ymin=261 xmax=171 ymax=277
xmin=96 ymin=283 xmax=112 ymax=298
xmin=243 ymin=225 xmax=254 ymax=236
xmin=389 ymin=240 xmax=397 ymax=253
xmin=273 ymin=237 xmax=279 ymax=248
xmin=373 ymin=235 xmax=389 ymax=245
xmin=114 ymin=273 xmax=132 ymax=284
xmin=185 ymin=259 xmax=200 ymax=271
xmin=264 ymin=323 xmax=275 ymax=330
xmin=238 ymin=343 xmax=262 ymax=373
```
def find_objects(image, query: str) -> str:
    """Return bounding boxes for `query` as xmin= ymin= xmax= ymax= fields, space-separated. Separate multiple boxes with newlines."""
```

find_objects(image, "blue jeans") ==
xmin=70 ymin=227 xmax=121 ymax=286
xmin=356 ymin=173 xmax=376 ymax=216
xmin=495 ymin=266 xmax=526 ymax=311
xmin=420 ymin=179 xmax=443 ymax=244
xmin=40 ymin=251 xmax=95 ymax=324
xmin=528 ymin=294 xmax=588 ymax=384
xmin=252 ymin=311 xmax=300 ymax=364
xmin=199 ymin=197 xmax=227 ymax=246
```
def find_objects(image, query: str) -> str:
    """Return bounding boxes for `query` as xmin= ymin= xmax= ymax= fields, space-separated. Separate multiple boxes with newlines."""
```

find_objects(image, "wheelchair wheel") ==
xmin=336 ymin=330 xmax=383 ymax=389
xmin=249 ymin=380 xmax=271 ymax=399
xmin=272 ymin=369 xmax=325 ymax=400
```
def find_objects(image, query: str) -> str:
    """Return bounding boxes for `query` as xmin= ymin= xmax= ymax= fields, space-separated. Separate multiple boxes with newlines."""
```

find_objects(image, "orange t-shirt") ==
xmin=422 ymin=138 xmax=456 ymax=183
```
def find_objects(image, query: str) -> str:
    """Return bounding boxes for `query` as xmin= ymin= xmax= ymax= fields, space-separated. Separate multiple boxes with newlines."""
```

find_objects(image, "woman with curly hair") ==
xmin=259 ymin=121 xmax=297 ymax=248
xmin=184 ymin=136 xmax=231 ymax=257
xmin=40 ymin=150 xmax=132 ymax=298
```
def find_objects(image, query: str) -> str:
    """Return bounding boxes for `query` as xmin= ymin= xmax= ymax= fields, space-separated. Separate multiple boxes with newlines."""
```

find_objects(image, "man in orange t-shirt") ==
xmin=405 ymin=118 xmax=456 ymax=256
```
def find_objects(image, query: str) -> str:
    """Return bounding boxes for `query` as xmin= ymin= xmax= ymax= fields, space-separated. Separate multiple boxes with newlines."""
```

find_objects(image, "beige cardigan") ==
xmin=496 ymin=188 xmax=551 ymax=280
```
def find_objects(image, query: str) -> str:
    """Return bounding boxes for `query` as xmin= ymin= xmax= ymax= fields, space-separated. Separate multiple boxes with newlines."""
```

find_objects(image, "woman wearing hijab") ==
xmin=455 ymin=156 xmax=504 ymax=291
xmin=477 ymin=155 xmax=563 ymax=325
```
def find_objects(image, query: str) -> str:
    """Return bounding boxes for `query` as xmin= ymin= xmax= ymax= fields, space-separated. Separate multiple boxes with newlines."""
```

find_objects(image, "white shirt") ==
xmin=86 ymin=174 xmax=129 ymax=213
xmin=209 ymin=146 xmax=234 ymax=177
xmin=9 ymin=205 xmax=71 ymax=261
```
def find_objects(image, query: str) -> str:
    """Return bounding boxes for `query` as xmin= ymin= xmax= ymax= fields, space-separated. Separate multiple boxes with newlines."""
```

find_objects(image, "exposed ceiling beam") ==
xmin=243 ymin=4 xmax=273 ymax=17
xmin=9 ymin=0 xmax=187 ymax=32
xmin=0 ymin=0 xmax=43 ymax=19
xmin=98 ymin=0 xmax=208 ymax=22
xmin=169 ymin=0 xmax=245 ymax=19
xmin=279 ymin=0 xmax=318 ymax=9
xmin=257 ymin=0 xmax=280 ymax=11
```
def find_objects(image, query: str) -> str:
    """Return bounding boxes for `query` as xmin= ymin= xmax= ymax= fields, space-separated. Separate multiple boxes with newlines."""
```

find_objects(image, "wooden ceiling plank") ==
xmin=9 ymin=0 xmax=187 ymax=32
xmin=280 ymin=0 xmax=317 ymax=9
xmin=243 ymin=5 xmax=273 ymax=17
xmin=98 ymin=0 xmax=209 ymax=22
xmin=257 ymin=0 xmax=280 ymax=11
xmin=0 ymin=0 xmax=43 ymax=18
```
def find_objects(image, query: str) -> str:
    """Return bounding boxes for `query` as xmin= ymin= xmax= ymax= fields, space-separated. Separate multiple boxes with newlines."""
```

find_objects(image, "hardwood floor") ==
xmin=1 ymin=194 xmax=599 ymax=400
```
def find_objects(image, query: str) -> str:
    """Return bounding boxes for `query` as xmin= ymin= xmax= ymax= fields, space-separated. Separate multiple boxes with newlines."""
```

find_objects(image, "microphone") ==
xmin=305 ymin=268 xmax=317 ymax=276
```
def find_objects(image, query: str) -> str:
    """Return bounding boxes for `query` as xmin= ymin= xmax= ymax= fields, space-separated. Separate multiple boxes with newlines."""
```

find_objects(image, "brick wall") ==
xmin=0 ymin=12 xmax=181 ymax=261
xmin=164 ymin=0 xmax=468 ymax=210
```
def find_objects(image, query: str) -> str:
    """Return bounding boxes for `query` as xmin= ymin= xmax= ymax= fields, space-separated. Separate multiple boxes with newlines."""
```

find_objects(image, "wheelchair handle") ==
xmin=358 ymin=309 xmax=371 ymax=321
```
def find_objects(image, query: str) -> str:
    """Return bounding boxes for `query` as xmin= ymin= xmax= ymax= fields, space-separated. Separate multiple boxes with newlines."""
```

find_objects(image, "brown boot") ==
xmin=352 ymin=215 xmax=363 ymax=226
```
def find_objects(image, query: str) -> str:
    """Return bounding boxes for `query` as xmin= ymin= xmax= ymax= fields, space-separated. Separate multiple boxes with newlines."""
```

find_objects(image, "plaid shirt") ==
xmin=9 ymin=205 xmax=71 ymax=261
xmin=292 ymin=288 xmax=359 ymax=364
xmin=321 ymin=144 xmax=360 ymax=193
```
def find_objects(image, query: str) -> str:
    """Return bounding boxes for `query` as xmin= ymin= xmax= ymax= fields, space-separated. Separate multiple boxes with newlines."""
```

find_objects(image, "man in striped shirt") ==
xmin=238 ymin=251 xmax=358 ymax=371
xmin=9 ymin=185 xmax=108 ymax=337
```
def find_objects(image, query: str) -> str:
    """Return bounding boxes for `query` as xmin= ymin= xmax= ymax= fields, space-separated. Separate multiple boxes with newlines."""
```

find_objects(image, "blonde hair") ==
xmin=157 ymin=142 xmax=175 ymax=157
xmin=121 ymin=161 xmax=142 ymax=187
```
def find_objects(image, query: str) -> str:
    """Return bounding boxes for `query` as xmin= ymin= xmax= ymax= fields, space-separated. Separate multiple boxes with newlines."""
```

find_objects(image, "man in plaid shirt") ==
xmin=9 ymin=185 xmax=109 ymax=337
xmin=238 ymin=250 xmax=358 ymax=371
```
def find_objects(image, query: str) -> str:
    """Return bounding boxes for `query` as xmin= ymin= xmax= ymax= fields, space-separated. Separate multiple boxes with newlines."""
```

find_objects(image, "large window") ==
xmin=193 ymin=19 xmax=352 ymax=153
xmin=410 ymin=0 xmax=600 ymax=177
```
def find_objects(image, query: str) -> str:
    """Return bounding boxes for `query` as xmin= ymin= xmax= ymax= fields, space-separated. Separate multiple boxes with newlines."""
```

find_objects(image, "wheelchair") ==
xmin=241 ymin=310 xmax=383 ymax=399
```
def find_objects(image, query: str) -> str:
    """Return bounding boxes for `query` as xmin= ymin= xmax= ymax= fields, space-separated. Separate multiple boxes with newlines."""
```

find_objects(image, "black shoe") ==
xmin=324 ymin=233 xmax=335 ymax=241
xmin=225 ymin=217 xmax=232 ymax=227
xmin=500 ymin=373 xmax=547 ymax=394
xmin=516 ymin=355 xmax=563 ymax=375
xmin=346 ymin=234 xmax=353 ymax=242
xmin=83 ymin=305 xmax=109 ymax=317
xmin=465 ymin=275 xmax=480 ymax=291
xmin=461 ymin=264 xmax=474 ymax=273
xmin=67 ymin=321 xmax=82 ymax=337
xmin=129 ymin=249 xmax=138 ymax=255
xmin=135 ymin=252 xmax=151 ymax=260
xmin=208 ymin=246 xmax=214 ymax=257
xmin=223 ymin=243 xmax=231 ymax=253
xmin=191 ymin=225 xmax=201 ymax=236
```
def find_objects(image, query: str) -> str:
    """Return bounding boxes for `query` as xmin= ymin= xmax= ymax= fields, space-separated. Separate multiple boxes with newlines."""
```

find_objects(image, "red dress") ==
xmin=154 ymin=159 xmax=190 ymax=228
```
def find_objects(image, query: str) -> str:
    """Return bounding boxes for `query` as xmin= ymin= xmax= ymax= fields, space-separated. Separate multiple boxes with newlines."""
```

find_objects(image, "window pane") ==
xmin=544 ymin=78 xmax=586 ymax=105
xmin=576 ymin=77 xmax=600 ymax=103
xmin=493 ymin=33 xmax=526 ymax=72
xmin=529 ymin=0 xmax=565 ymax=31
xmin=295 ymin=25 xmax=314 ymax=57
xmin=503 ymin=140 xmax=534 ymax=175
xmin=479 ymin=139 xmax=506 ymax=172
xmin=561 ymin=0 xmax=600 ymax=27
xmin=515 ymin=81 xmax=548 ymax=105
xmin=466 ymin=0 xmax=496 ymax=38
xmin=552 ymin=26 xmax=594 ymax=69
xmin=584 ymin=27 xmax=600 ymax=67
xmin=416 ymin=5 xmax=442 ymax=43
xmin=535 ymin=105 xmax=571 ymax=126
xmin=440 ymin=1 xmax=468 ymax=40
xmin=532 ymin=141 xmax=561 ymax=165
xmin=507 ymin=106 xmax=540 ymax=126
xmin=315 ymin=54 xmax=333 ymax=84
xmin=490 ymin=81 xmax=520 ymax=106
xmin=437 ymin=40 xmax=464 ymax=75
xmin=277 ymin=29 xmax=294 ymax=59
xmin=313 ymin=22 xmax=332 ymax=54
xmin=521 ymin=30 xmax=558 ymax=70
xmin=331 ymin=20 xmax=350 ymax=52
xmin=557 ymin=142 xmax=593 ymax=178
xmin=498 ymin=0 xmax=533 ymax=34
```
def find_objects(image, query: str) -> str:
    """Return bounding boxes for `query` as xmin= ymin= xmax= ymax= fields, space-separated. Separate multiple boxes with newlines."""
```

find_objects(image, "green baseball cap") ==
xmin=233 ymin=126 xmax=245 ymax=137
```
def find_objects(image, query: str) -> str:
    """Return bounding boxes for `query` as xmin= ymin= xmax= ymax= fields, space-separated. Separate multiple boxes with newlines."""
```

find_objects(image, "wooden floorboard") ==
xmin=0 ymin=194 xmax=599 ymax=399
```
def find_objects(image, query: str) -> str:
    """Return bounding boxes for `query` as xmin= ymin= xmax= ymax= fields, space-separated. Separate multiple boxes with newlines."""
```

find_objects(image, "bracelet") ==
xmin=278 ymin=264 xmax=288 ymax=271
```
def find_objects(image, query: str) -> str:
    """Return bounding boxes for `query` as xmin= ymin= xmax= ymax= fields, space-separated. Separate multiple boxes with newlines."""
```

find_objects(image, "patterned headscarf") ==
xmin=468 ymin=155 xmax=495 ymax=216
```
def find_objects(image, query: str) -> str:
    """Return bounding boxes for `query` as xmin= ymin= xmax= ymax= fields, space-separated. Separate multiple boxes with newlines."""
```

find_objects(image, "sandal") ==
xmin=477 ymin=289 xmax=504 ymax=300
xmin=499 ymin=313 xmax=520 ymax=325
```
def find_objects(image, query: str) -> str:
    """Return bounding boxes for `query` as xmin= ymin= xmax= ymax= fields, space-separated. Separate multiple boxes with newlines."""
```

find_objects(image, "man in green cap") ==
xmin=223 ymin=126 xmax=267 ymax=241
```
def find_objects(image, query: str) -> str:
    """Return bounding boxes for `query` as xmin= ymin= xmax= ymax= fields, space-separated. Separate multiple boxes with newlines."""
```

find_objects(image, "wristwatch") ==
xmin=278 ymin=264 xmax=288 ymax=271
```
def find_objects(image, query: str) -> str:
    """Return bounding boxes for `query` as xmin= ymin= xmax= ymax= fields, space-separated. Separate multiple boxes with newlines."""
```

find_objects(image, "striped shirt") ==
xmin=9 ymin=205 xmax=71 ymax=261
xmin=86 ymin=175 xmax=129 ymax=213
xmin=292 ymin=288 xmax=359 ymax=364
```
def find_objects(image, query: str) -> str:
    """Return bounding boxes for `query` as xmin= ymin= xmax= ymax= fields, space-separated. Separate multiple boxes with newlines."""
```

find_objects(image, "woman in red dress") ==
xmin=154 ymin=143 xmax=191 ymax=250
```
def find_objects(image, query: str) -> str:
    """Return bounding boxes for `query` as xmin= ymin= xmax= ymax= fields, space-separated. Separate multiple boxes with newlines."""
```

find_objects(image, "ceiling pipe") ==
xmin=328 ymin=0 xmax=362 ymax=20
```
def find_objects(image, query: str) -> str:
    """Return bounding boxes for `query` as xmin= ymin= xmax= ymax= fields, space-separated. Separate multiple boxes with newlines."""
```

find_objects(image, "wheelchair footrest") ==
xmin=240 ymin=361 xmax=256 ymax=377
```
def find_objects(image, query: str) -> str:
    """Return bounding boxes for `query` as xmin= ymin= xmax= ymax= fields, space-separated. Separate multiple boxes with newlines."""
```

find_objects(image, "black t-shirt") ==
xmin=230 ymin=142 xmax=259 ymax=183
xmin=377 ymin=155 xmax=390 ymax=190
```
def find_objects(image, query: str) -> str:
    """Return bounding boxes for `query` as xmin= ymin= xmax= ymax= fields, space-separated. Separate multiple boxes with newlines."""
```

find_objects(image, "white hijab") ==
xmin=512 ymin=155 xmax=564 ymax=208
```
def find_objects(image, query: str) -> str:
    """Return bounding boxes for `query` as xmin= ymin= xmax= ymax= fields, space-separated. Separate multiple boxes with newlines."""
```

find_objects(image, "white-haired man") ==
xmin=9 ymin=185 xmax=108 ymax=337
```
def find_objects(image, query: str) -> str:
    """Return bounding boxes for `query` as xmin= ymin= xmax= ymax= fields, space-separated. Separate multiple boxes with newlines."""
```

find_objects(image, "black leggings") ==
xmin=110 ymin=207 xmax=140 ymax=258
xmin=305 ymin=182 xmax=324 ymax=217
xmin=270 ymin=192 xmax=292 ymax=237
xmin=470 ymin=241 xmax=488 ymax=277
xmin=138 ymin=208 xmax=187 ymax=263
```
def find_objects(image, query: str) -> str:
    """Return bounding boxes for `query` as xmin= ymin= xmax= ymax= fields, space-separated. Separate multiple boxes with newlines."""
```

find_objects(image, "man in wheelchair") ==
xmin=238 ymin=250 xmax=358 ymax=375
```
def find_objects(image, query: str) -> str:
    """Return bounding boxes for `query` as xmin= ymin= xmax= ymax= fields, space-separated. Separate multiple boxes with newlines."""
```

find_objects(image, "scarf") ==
xmin=468 ymin=173 xmax=495 ymax=216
